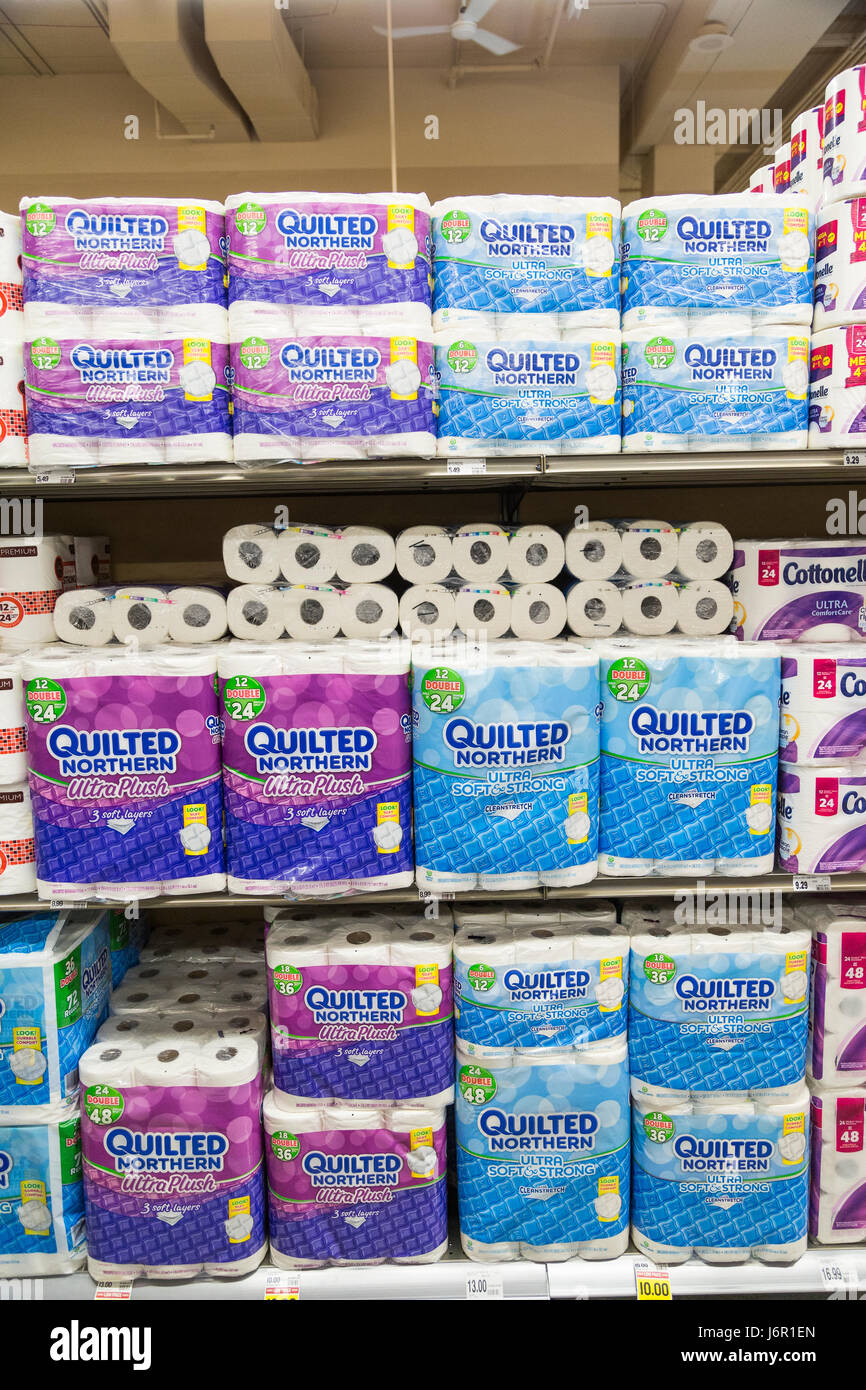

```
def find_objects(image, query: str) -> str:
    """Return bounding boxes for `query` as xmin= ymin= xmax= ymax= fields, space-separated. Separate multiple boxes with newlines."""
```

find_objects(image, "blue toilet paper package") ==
xmin=632 ymin=1089 xmax=810 ymax=1265
xmin=456 ymin=1041 xmax=630 ymax=1261
xmin=597 ymin=637 xmax=781 ymax=876
xmin=412 ymin=640 xmax=600 ymax=891
xmin=0 ymin=1103 xmax=85 ymax=1274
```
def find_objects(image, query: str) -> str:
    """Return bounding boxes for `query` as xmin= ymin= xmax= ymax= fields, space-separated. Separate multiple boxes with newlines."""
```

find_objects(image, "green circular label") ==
xmin=643 ymin=952 xmax=676 ymax=985
xmin=29 ymin=337 xmax=61 ymax=370
xmin=644 ymin=336 xmax=676 ymax=370
xmin=421 ymin=667 xmax=465 ymax=714
xmin=440 ymin=208 xmax=471 ymax=244
xmin=643 ymin=1111 xmax=675 ymax=1144
xmin=272 ymin=964 xmax=303 ymax=997
xmin=271 ymin=1130 xmax=301 ymax=1161
xmin=446 ymin=340 xmax=478 ymax=375
xmin=26 ymin=678 xmax=67 ymax=723
xmin=234 ymin=201 xmax=266 ymax=236
xmin=636 ymin=209 xmax=668 ymax=242
xmin=467 ymin=963 xmax=496 ymax=993
xmin=459 ymin=1064 xmax=497 ymax=1104
xmin=605 ymin=657 xmax=650 ymax=702
xmin=223 ymin=676 xmax=266 ymax=720
xmin=238 ymin=336 xmax=270 ymax=370
xmin=25 ymin=202 xmax=56 ymax=236
xmin=85 ymin=1085 xmax=125 ymax=1126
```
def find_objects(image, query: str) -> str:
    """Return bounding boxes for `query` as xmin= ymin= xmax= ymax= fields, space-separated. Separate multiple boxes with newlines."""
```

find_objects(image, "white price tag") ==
xmin=34 ymin=471 xmax=75 ymax=485
xmin=264 ymin=1272 xmax=300 ymax=1300
xmin=94 ymin=1280 xmax=133 ymax=1300
xmin=465 ymin=1269 xmax=503 ymax=1300
xmin=792 ymin=875 xmax=832 ymax=892
xmin=418 ymin=888 xmax=455 ymax=902
xmin=844 ymin=452 xmax=865 ymax=467
xmin=820 ymin=1260 xmax=858 ymax=1292
xmin=446 ymin=460 xmax=487 ymax=475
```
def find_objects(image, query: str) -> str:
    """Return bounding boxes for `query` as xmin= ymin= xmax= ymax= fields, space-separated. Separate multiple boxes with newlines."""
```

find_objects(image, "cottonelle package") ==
xmin=0 ymin=909 xmax=110 ymax=1119
xmin=809 ymin=1087 xmax=866 ymax=1245
xmin=0 ymin=1102 xmax=85 ymax=1274
xmin=780 ymin=645 xmax=866 ymax=763
xmin=803 ymin=901 xmax=866 ymax=1087
xmin=730 ymin=538 xmax=866 ymax=642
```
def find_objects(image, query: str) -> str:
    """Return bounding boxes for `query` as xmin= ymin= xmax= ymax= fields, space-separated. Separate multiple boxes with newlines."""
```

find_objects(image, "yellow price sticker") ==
xmin=264 ymin=1273 xmax=300 ymax=1300
xmin=635 ymin=1268 xmax=671 ymax=1301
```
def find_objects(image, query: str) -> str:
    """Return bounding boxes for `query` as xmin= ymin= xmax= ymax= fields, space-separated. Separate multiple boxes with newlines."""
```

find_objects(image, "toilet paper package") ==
xmin=107 ymin=908 xmax=150 ymax=989
xmin=0 ymin=909 xmax=111 ymax=1118
xmin=0 ymin=535 xmax=73 ymax=650
xmin=632 ymin=1088 xmax=810 ymax=1265
xmin=0 ymin=656 xmax=26 ymax=784
xmin=218 ymin=639 xmax=413 ymax=895
xmin=773 ymin=143 xmax=791 ymax=195
xmin=454 ymin=921 xmax=628 ymax=1050
xmin=266 ymin=915 xmax=453 ymax=1104
xmin=809 ymin=1088 xmax=866 ymax=1244
xmin=822 ymin=65 xmax=866 ymax=205
xmin=0 ymin=336 xmax=27 ymax=467
xmin=749 ymin=165 xmax=776 ymax=195
xmin=22 ymin=644 xmax=225 ymax=900
xmin=780 ymin=646 xmax=866 ymax=763
xmin=25 ymin=310 xmax=232 ymax=469
xmin=20 ymin=197 xmax=227 ymax=306
xmin=0 ymin=1102 xmax=85 ymax=1274
xmin=0 ymin=209 xmax=23 ymax=336
xmin=621 ymin=196 xmax=814 ymax=327
xmin=628 ymin=925 xmax=810 ymax=1095
xmin=813 ymin=198 xmax=866 ymax=329
xmin=223 ymin=524 xmax=282 ymax=585
xmin=808 ymin=910 xmax=866 ymax=1086
xmin=226 ymin=192 xmax=432 ymax=308
xmin=431 ymin=196 xmax=620 ymax=327
xmin=597 ymin=638 xmax=780 ymax=876
xmin=730 ymin=538 xmax=866 ymax=642
xmin=789 ymin=105 xmax=824 ymax=206
xmin=622 ymin=325 xmax=810 ymax=451
xmin=73 ymin=536 xmax=111 ymax=589
xmin=0 ymin=784 xmax=36 ymax=895
xmin=455 ymin=1040 xmax=630 ymax=1262
xmin=140 ymin=918 xmax=264 ymax=964
xmin=778 ymin=764 xmax=866 ymax=874
xmin=79 ymin=1031 xmax=266 ymax=1280
xmin=810 ymin=324 xmax=866 ymax=445
xmin=265 ymin=1091 xmax=447 ymax=1267
xmin=435 ymin=330 xmax=620 ymax=455
xmin=412 ymin=640 xmax=600 ymax=892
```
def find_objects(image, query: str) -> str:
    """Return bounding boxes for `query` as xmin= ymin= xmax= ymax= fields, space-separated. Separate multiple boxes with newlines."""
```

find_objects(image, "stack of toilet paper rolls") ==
xmin=596 ymin=636 xmax=780 ymax=876
xmin=822 ymin=65 xmax=866 ymax=206
xmin=266 ymin=914 xmax=453 ymax=1106
xmin=797 ymin=900 xmax=866 ymax=1087
xmin=412 ymin=639 xmax=600 ymax=892
xmin=53 ymin=585 xmax=228 ymax=645
xmin=0 ymin=209 xmax=25 ymax=466
xmin=773 ymin=142 xmax=791 ymax=195
xmin=455 ymin=1037 xmax=630 ymax=1262
xmin=564 ymin=519 xmax=734 ymax=637
xmin=730 ymin=536 xmax=866 ymax=641
xmin=779 ymin=645 xmax=866 ymax=764
xmin=0 ymin=644 xmax=35 ymax=894
xmin=20 ymin=196 xmax=229 ymax=470
xmin=140 ymin=917 xmax=264 ymax=965
xmin=454 ymin=917 xmax=628 ymax=1053
xmin=0 ymin=534 xmax=76 ymax=650
xmin=0 ymin=1101 xmax=86 ymax=1275
xmin=788 ymin=104 xmax=825 ymax=208
xmin=809 ymin=1086 xmax=866 ymax=1245
xmin=0 ymin=909 xmax=111 ymax=1121
xmin=265 ymin=1091 xmax=449 ymax=1267
xmin=631 ymin=1085 xmax=811 ymax=1265
xmin=79 ymin=1001 xmax=267 ymax=1281
xmin=777 ymin=764 xmax=866 ymax=874
xmin=106 ymin=908 xmax=150 ymax=989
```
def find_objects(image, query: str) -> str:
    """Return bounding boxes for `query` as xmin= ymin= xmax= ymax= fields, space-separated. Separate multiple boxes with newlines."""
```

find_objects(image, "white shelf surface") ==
xmin=547 ymin=1246 xmax=866 ymax=1300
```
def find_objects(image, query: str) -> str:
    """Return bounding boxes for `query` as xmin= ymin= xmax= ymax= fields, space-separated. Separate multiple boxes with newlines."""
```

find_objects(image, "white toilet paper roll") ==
xmin=453 ymin=927 xmax=516 ymax=967
xmin=335 ymin=527 xmax=396 ymax=584
xmin=564 ymin=522 xmax=623 ymax=581
xmin=223 ymin=524 xmax=281 ymax=584
xmin=398 ymin=584 xmax=456 ymax=638
xmin=823 ymin=65 xmax=866 ymax=205
xmin=618 ymin=520 xmax=678 ymax=578
xmin=339 ymin=583 xmax=399 ymax=639
xmin=813 ymin=198 xmax=866 ymax=329
xmin=328 ymin=926 xmax=391 ymax=965
xmin=0 ymin=782 xmax=35 ymax=895
xmin=267 ymin=923 xmax=332 ymax=968
xmin=790 ymin=105 xmax=824 ymax=205
xmin=166 ymin=587 xmax=228 ymax=644
xmin=195 ymin=1036 xmax=260 ymax=1087
xmin=566 ymin=580 xmax=622 ymax=638
xmin=0 ymin=536 xmax=66 ymax=649
xmin=283 ymin=585 xmax=342 ymax=641
xmin=454 ymin=584 xmax=511 ymax=638
xmin=276 ymin=525 xmax=340 ymax=585
xmin=395 ymin=525 xmax=454 ymax=584
xmin=810 ymin=326 xmax=866 ymax=447
xmin=452 ymin=524 xmax=510 ymax=582
xmin=110 ymin=587 xmax=171 ymax=646
xmin=509 ymin=584 xmax=566 ymax=640
xmin=620 ymin=579 xmax=678 ymax=635
xmin=79 ymin=1041 xmax=146 ymax=1088
xmin=507 ymin=526 xmax=565 ymax=584
xmin=132 ymin=1045 xmax=198 ymax=1086
xmin=748 ymin=164 xmax=776 ymax=194
xmin=0 ymin=658 xmax=26 ymax=784
xmin=773 ymin=141 xmax=791 ymax=194
xmin=227 ymin=585 xmax=286 ymax=641
xmin=676 ymin=522 xmax=734 ymax=581
xmin=52 ymin=587 xmax=115 ymax=646
xmin=676 ymin=580 xmax=734 ymax=636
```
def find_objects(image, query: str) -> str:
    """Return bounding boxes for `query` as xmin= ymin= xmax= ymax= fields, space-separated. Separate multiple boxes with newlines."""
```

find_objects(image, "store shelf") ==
xmin=0 ymin=448 xmax=857 ymax=498
xmin=547 ymin=1246 xmax=866 ymax=1300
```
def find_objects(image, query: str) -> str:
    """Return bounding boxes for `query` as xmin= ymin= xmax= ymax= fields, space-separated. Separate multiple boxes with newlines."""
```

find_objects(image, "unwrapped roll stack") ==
xmin=632 ymin=1087 xmax=810 ymax=1266
xmin=412 ymin=639 xmax=600 ymax=892
xmin=140 ymin=917 xmax=263 ymax=965
xmin=730 ymin=537 xmax=866 ymax=642
xmin=218 ymin=639 xmax=413 ymax=895
xmin=597 ymin=637 xmax=780 ymax=876
xmin=0 ymin=1103 xmax=85 ymax=1274
xmin=79 ymin=1008 xmax=267 ymax=1281
xmin=22 ymin=644 xmax=225 ymax=900
xmin=265 ymin=1091 xmax=448 ymax=1268
xmin=456 ymin=1039 xmax=630 ymax=1262
xmin=226 ymin=582 xmax=398 ymax=641
xmin=266 ymin=914 xmax=453 ymax=1105
xmin=53 ymin=585 xmax=228 ymax=645
xmin=809 ymin=1087 xmax=866 ymax=1245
